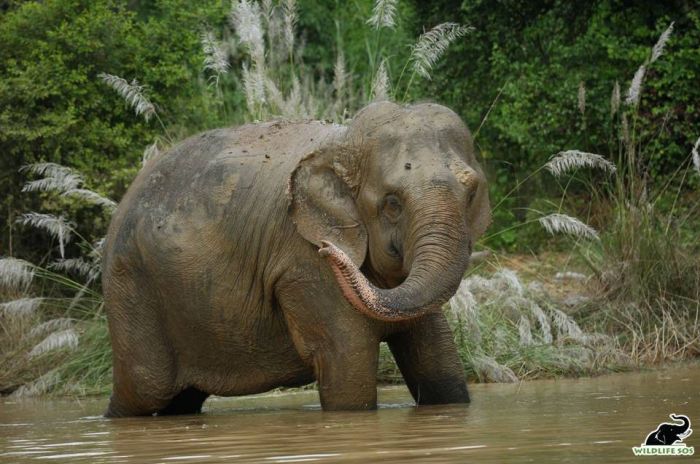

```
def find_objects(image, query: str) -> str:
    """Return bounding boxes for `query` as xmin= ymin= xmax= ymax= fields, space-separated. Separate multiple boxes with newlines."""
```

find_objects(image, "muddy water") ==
xmin=1 ymin=365 xmax=698 ymax=463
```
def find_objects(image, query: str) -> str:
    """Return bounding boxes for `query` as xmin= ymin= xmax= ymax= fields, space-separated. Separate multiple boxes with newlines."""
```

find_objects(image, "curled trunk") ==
xmin=319 ymin=196 xmax=471 ymax=321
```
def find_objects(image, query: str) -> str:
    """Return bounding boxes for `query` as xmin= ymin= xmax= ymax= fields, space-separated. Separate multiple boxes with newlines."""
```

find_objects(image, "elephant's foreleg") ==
xmin=279 ymin=283 xmax=381 ymax=410
xmin=313 ymin=339 xmax=380 ymax=410
xmin=387 ymin=312 xmax=470 ymax=405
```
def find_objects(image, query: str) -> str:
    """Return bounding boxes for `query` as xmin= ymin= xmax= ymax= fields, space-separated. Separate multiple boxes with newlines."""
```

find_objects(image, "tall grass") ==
xmin=0 ymin=164 xmax=113 ymax=396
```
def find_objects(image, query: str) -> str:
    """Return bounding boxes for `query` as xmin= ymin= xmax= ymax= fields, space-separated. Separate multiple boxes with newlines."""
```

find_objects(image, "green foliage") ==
xmin=0 ymin=0 xmax=226 ymax=259
xmin=415 ymin=0 xmax=699 ymax=250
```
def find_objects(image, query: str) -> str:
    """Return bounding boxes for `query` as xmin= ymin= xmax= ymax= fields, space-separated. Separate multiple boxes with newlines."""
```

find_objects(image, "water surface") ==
xmin=1 ymin=365 xmax=698 ymax=462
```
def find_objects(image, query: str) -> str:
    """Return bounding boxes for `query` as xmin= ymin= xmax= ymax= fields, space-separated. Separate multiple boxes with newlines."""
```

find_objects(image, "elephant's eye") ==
xmin=382 ymin=194 xmax=402 ymax=223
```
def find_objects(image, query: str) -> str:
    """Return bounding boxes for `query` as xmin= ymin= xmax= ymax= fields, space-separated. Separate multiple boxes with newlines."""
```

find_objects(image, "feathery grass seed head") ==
xmin=472 ymin=355 xmax=519 ymax=383
xmin=282 ymin=0 xmax=297 ymax=52
xmin=18 ymin=213 xmax=74 ymax=258
xmin=626 ymin=65 xmax=646 ymax=106
xmin=29 ymin=318 xmax=75 ymax=338
xmin=410 ymin=23 xmax=473 ymax=79
xmin=1 ymin=297 xmax=43 ymax=317
xmin=519 ymin=316 xmax=534 ymax=346
xmin=62 ymin=189 xmax=117 ymax=212
xmin=49 ymin=258 xmax=101 ymax=283
xmin=98 ymin=73 xmax=156 ymax=121
xmin=539 ymin=213 xmax=600 ymax=241
xmin=29 ymin=329 xmax=79 ymax=358
xmin=0 ymin=257 xmax=35 ymax=290
xmin=551 ymin=308 xmax=585 ymax=343
xmin=11 ymin=370 xmax=61 ymax=397
xmin=545 ymin=150 xmax=617 ymax=177
xmin=611 ymin=81 xmax=620 ymax=117
xmin=578 ymin=81 xmax=586 ymax=115
xmin=201 ymin=30 xmax=230 ymax=77
xmin=691 ymin=136 xmax=700 ymax=175
xmin=333 ymin=51 xmax=346 ymax=95
xmin=230 ymin=0 xmax=265 ymax=63
xmin=371 ymin=59 xmax=390 ymax=101
xmin=367 ymin=0 xmax=397 ymax=30
xmin=21 ymin=162 xmax=84 ymax=194
xmin=651 ymin=22 xmax=674 ymax=63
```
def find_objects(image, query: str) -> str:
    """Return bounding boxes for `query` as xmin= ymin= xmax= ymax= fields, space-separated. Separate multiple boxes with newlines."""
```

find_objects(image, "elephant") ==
xmin=102 ymin=101 xmax=491 ymax=417
xmin=644 ymin=414 xmax=693 ymax=446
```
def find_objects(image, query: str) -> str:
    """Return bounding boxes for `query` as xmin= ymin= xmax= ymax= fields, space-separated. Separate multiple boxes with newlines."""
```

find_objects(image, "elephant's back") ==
xmin=102 ymin=120 xmax=344 ymax=300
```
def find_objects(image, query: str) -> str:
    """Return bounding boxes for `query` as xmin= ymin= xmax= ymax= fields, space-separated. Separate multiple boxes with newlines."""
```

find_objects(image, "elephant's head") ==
xmin=289 ymin=102 xmax=490 ymax=321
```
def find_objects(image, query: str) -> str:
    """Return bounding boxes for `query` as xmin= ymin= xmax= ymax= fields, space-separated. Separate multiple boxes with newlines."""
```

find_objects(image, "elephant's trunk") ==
xmin=671 ymin=414 xmax=690 ymax=432
xmin=320 ymin=189 xmax=471 ymax=321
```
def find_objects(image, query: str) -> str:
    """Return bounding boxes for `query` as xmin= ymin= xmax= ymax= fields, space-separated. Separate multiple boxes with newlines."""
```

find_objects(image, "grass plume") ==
xmin=201 ymin=30 xmax=230 ymax=83
xmin=539 ymin=213 xmax=600 ymax=241
xmin=20 ymin=162 xmax=84 ymax=194
xmin=367 ymin=0 xmax=397 ymax=30
xmin=410 ymin=23 xmax=473 ymax=79
xmin=0 ymin=257 xmax=35 ymax=291
xmin=98 ymin=73 xmax=156 ymax=121
xmin=17 ymin=213 xmax=74 ymax=258
xmin=545 ymin=150 xmax=617 ymax=177
xmin=650 ymin=22 xmax=674 ymax=63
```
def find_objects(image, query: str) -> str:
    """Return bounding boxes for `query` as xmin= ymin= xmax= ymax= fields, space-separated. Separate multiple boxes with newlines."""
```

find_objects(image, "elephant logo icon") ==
xmin=632 ymin=414 xmax=695 ymax=456
xmin=645 ymin=414 xmax=693 ymax=446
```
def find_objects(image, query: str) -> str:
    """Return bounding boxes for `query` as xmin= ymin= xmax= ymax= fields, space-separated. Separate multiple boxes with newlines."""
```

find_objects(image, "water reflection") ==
xmin=1 ymin=364 xmax=698 ymax=462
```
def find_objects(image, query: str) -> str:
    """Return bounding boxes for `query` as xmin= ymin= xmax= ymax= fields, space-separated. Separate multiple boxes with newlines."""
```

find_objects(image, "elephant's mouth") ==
xmin=387 ymin=234 xmax=403 ymax=260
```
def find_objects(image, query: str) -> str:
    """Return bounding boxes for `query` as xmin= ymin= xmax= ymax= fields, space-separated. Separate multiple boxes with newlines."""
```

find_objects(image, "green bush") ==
xmin=0 ymin=0 xmax=227 ymax=260
xmin=413 ymin=0 xmax=699 ymax=249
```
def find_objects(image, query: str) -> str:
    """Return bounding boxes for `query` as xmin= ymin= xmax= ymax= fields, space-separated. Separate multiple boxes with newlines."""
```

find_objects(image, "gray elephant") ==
xmin=102 ymin=102 xmax=491 ymax=417
xmin=645 ymin=414 xmax=693 ymax=445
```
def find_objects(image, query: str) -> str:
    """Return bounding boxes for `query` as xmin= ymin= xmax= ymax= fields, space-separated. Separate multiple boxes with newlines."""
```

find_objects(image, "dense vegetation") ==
xmin=1 ymin=0 xmax=698 ymax=395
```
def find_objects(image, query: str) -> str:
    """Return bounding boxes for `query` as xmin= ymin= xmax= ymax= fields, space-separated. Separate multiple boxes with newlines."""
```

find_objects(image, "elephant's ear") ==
xmin=288 ymin=146 xmax=368 ymax=266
